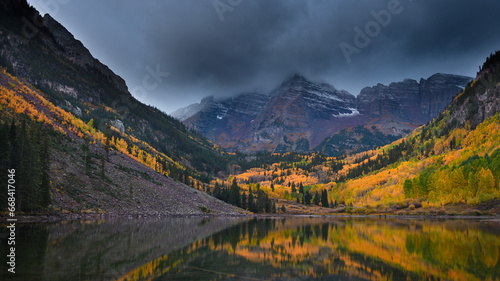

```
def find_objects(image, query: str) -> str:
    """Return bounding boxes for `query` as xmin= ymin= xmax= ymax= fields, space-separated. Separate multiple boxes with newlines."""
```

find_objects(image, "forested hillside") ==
xmin=222 ymin=51 xmax=500 ymax=214
xmin=0 ymin=68 xmax=244 ymax=215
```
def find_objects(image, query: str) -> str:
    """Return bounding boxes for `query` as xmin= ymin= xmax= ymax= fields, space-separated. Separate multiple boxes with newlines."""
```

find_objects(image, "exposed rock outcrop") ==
xmin=358 ymin=73 xmax=472 ymax=123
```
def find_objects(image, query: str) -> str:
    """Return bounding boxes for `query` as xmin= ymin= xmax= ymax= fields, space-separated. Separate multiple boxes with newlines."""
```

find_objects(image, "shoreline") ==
xmin=2 ymin=212 xmax=500 ymax=224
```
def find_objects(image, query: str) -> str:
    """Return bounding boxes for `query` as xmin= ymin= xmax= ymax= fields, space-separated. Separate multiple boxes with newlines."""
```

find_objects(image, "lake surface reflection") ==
xmin=1 ymin=217 xmax=500 ymax=281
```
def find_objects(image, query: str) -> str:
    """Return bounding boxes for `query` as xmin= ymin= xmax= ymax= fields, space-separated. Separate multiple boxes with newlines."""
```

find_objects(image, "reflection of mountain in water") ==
xmin=119 ymin=218 xmax=500 ymax=281
xmin=3 ymin=218 xmax=499 ymax=281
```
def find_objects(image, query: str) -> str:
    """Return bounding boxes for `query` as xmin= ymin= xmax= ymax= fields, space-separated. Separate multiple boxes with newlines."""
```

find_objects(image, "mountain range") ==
xmin=172 ymin=73 xmax=471 ymax=155
xmin=1 ymin=0 xmax=499 ymax=217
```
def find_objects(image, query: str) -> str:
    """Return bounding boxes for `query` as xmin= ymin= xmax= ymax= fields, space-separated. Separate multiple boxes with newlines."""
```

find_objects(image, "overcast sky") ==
xmin=28 ymin=0 xmax=500 ymax=114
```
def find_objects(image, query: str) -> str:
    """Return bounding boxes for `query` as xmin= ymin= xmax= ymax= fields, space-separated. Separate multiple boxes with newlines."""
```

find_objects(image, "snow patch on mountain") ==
xmin=333 ymin=108 xmax=360 ymax=117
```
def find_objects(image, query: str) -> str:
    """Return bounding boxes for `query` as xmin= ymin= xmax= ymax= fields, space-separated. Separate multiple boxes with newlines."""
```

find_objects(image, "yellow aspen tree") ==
xmin=478 ymin=168 xmax=495 ymax=193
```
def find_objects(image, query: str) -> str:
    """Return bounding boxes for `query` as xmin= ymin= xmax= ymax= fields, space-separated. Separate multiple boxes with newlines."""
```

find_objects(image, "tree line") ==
xmin=0 ymin=119 xmax=51 ymax=213
xmin=284 ymin=181 xmax=332 ymax=208
xmin=211 ymin=179 xmax=278 ymax=213
xmin=336 ymin=139 xmax=415 ymax=182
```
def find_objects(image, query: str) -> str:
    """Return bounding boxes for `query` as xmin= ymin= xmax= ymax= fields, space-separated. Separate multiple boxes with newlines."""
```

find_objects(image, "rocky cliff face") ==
xmin=177 ymin=92 xmax=269 ymax=148
xmin=0 ymin=2 xmax=128 ymax=101
xmin=175 ymin=74 xmax=365 ymax=153
xmin=358 ymin=73 xmax=472 ymax=123
xmin=357 ymin=79 xmax=420 ymax=120
xmin=176 ymin=73 xmax=472 ymax=155
xmin=42 ymin=14 xmax=128 ymax=93
xmin=247 ymin=74 xmax=361 ymax=152
xmin=447 ymin=51 xmax=500 ymax=129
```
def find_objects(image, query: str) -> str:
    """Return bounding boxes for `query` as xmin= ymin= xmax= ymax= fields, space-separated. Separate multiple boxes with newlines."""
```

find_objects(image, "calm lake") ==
xmin=1 ymin=216 xmax=500 ymax=280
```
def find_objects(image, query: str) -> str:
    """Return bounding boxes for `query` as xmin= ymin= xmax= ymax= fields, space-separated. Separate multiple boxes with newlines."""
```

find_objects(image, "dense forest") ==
xmin=0 ymin=117 xmax=51 ymax=212
xmin=209 ymin=179 xmax=278 ymax=214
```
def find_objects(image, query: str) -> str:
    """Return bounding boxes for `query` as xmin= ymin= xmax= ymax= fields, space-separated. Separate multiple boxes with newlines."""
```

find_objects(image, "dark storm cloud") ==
xmin=28 ymin=0 xmax=500 ymax=113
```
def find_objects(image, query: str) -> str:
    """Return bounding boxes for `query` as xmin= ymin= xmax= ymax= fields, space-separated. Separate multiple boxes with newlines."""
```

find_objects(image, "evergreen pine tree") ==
xmin=17 ymin=120 xmax=29 ymax=211
xmin=230 ymin=178 xmax=241 ymax=207
xmin=213 ymin=182 xmax=221 ymax=199
xmin=265 ymin=193 xmax=271 ymax=213
xmin=8 ymin=120 xmax=18 ymax=171
xmin=313 ymin=192 xmax=321 ymax=206
xmin=304 ymin=192 xmax=311 ymax=205
xmin=321 ymin=190 xmax=329 ymax=208
xmin=241 ymin=192 xmax=247 ymax=210
xmin=257 ymin=189 xmax=267 ymax=213
xmin=248 ymin=188 xmax=256 ymax=213
xmin=28 ymin=124 xmax=42 ymax=211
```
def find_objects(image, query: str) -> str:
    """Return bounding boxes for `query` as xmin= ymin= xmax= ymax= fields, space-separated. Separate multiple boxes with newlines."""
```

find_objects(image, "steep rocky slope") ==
xmin=179 ymin=92 xmax=269 ymax=147
xmin=447 ymin=52 xmax=500 ymax=128
xmin=50 ymin=137 xmax=242 ymax=216
xmin=358 ymin=73 xmax=472 ymax=123
xmin=0 ymin=69 xmax=243 ymax=216
xmin=0 ymin=0 xmax=228 ymax=175
xmin=174 ymin=74 xmax=364 ymax=153
xmin=249 ymin=74 xmax=362 ymax=152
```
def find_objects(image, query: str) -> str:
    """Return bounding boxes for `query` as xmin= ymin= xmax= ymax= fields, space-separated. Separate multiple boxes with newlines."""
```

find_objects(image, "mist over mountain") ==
xmin=173 ymin=73 xmax=471 ymax=155
xmin=24 ymin=0 xmax=500 ymax=114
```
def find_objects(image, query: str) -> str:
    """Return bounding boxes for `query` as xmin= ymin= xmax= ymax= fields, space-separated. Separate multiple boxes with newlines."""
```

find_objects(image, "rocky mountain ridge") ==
xmin=358 ymin=73 xmax=472 ymax=123
xmin=447 ymin=52 xmax=500 ymax=129
xmin=173 ymin=73 xmax=471 ymax=155
xmin=0 ymin=0 xmax=228 ymax=175
xmin=42 ymin=14 xmax=129 ymax=93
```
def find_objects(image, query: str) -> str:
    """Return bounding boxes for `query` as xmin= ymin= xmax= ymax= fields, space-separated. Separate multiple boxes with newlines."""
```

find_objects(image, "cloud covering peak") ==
xmin=28 ymin=0 xmax=500 ymax=113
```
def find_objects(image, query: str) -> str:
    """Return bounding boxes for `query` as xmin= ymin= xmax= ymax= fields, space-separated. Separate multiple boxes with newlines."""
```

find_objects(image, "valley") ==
xmin=2 ymin=2 xmax=500 ymax=280
xmin=0 ymin=0 xmax=499 ymax=219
